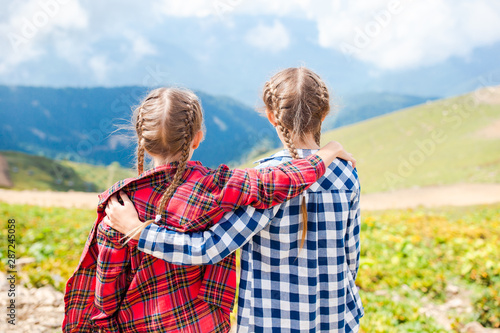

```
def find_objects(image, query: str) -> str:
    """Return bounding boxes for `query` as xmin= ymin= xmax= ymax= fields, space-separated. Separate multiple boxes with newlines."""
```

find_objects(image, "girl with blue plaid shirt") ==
xmin=105 ymin=67 xmax=363 ymax=332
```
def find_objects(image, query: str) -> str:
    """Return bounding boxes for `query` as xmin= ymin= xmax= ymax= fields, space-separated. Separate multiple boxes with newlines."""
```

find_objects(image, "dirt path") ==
xmin=361 ymin=183 xmax=500 ymax=210
xmin=0 ymin=189 xmax=100 ymax=209
xmin=1 ymin=183 xmax=500 ymax=210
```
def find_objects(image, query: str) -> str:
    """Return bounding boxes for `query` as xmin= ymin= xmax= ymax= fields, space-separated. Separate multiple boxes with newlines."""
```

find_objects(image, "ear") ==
xmin=192 ymin=130 xmax=204 ymax=150
xmin=321 ymin=113 xmax=327 ymax=122
xmin=266 ymin=109 xmax=277 ymax=127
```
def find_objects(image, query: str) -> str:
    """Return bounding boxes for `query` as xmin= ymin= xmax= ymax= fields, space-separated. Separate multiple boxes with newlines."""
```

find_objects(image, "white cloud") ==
xmin=124 ymin=32 xmax=158 ymax=59
xmin=0 ymin=0 xmax=499 ymax=87
xmin=245 ymin=20 xmax=290 ymax=53
xmin=155 ymin=0 xmax=213 ymax=18
xmin=89 ymin=55 xmax=109 ymax=83
xmin=157 ymin=0 xmax=500 ymax=69
xmin=317 ymin=0 xmax=500 ymax=69
xmin=0 ymin=0 xmax=88 ymax=73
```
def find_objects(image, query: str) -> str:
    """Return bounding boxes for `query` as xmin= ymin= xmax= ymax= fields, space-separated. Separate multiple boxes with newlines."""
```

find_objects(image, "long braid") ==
xmin=270 ymin=84 xmax=300 ymax=159
xmin=267 ymin=82 xmax=308 ymax=251
xmin=155 ymin=104 xmax=195 ymax=216
xmin=122 ymin=102 xmax=196 ymax=244
xmin=136 ymin=108 xmax=146 ymax=175
xmin=312 ymin=75 xmax=329 ymax=147
xmin=313 ymin=83 xmax=326 ymax=146
xmin=263 ymin=68 xmax=332 ymax=252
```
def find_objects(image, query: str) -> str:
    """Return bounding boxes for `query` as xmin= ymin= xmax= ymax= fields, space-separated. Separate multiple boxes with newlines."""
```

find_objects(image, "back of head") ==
xmin=124 ymin=88 xmax=204 ymax=241
xmin=134 ymin=87 xmax=204 ymax=174
xmin=263 ymin=67 xmax=331 ymax=250
xmin=263 ymin=67 xmax=331 ymax=157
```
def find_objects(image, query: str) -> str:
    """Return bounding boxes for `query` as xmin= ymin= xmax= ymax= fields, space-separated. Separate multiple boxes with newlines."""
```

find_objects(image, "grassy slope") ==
xmin=243 ymin=92 xmax=500 ymax=193
xmin=1 ymin=151 xmax=135 ymax=192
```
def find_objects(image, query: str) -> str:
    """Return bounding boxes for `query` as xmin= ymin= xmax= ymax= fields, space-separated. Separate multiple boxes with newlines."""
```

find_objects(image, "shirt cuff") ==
xmin=138 ymin=223 xmax=160 ymax=252
xmin=306 ymin=154 xmax=326 ymax=178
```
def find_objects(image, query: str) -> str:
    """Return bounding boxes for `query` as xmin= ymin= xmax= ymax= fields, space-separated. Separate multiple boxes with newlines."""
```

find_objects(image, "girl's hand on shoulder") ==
xmin=317 ymin=141 xmax=356 ymax=168
xmin=102 ymin=191 xmax=143 ymax=238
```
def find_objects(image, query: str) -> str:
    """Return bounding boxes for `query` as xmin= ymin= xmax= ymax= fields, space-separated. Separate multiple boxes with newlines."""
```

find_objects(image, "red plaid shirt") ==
xmin=63 ymin=155 xmax=325 ymax=333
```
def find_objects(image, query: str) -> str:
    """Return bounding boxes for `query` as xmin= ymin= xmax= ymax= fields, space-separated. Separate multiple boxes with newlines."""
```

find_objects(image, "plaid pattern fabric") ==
xmin=139 ymin=150 xmax=363 ymax=332
xmin=63 ymin=155 xmax=325 ymax=333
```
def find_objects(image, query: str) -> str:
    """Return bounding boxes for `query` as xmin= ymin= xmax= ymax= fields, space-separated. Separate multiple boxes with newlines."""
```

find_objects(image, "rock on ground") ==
xmin=0 ymin=272 xmax=63 ymax=333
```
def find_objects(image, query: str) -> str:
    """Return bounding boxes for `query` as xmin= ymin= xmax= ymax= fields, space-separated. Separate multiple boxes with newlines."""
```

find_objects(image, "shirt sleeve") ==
xmin=345 ymin=189 xmax=361 ymax=280
xmin=138 ymin=205 xmax=281 ymax=265
xmin=91 ymin=221 xmax=136 ymax=331
xmin=214 ymin=154 xmax=325 ymax=211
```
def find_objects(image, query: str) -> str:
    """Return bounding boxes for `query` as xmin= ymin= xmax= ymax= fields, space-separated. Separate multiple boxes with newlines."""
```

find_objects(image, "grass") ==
xmin=357 ymin=204 xmax=500 ymax=331
xmin=1 ymin=202 xmax=499 ymax=331
xmin=242 ymin=92 xmax=500 ymax=194
xmin=0 ymin=203 xmax=95 ymax=290
xmin=1 ymin=151 xmax=135 ymax=192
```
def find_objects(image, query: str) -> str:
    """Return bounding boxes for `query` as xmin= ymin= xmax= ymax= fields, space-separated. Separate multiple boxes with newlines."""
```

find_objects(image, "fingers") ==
xmin=107 ymin=195 xmax=116 ymax=210
xmin=119 ymin=191 xmax=133 ymax=206
xmin=348 ymin=153 xmax=356 ymax=168
xmin=109 ymin=194 xmax=119 ymax=207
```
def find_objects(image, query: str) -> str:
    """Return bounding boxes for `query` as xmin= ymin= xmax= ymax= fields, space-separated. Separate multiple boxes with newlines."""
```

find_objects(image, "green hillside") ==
xmin=0 ymin=151 xmax=135 ymax=192
xmin=243 ymin=88 xmax=500 ymax=194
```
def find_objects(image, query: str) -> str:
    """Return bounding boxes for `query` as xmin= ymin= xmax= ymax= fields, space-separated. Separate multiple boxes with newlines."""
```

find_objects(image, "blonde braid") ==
xmin=136 ymin=108 xmax=146 ymax=175
xmin=262 ymin=68 xmax=333 ymax=252
xmin=269 ymin=84 xmax=300 ymax=159
xmin=267 ymin=81 xmax=307 ymax=251
xmin=305 ymin=74 xmax=329 ymax=146
xmin=122 ymin=103 xmax=196 ymax=244
xmin=155 ymin=104 xmax=195 ymax=216
xmin=315 ymin=83 xmax=329 ymax=146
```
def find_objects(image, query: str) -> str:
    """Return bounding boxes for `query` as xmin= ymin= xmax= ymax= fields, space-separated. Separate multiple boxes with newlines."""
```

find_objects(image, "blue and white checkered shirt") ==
xmin=139 ymin=149 xmax=364 ymax=332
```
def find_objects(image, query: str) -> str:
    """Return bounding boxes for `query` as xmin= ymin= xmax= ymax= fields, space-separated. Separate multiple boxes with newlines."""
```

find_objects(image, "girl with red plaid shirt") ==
xmin=63 ymin=87 xmax=354 ymax=332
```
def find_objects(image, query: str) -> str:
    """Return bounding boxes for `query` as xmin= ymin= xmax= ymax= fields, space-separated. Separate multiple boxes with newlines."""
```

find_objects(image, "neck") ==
xmin=152 ymin=148 xmax=195 ymax=168
xmin=153 ymin=153 xmax=182 ymax=167
xmin=283 ymin=133 xmax=320 ymax=150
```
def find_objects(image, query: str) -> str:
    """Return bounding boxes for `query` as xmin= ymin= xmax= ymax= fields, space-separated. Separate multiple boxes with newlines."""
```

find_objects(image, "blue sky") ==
xmin=1 ymin=0 xmax=500 ymax=105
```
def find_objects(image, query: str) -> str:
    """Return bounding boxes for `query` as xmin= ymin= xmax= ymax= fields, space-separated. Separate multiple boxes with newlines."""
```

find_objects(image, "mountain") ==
xmin=0 ymin=86 xmax=279 ymax=168
xmin=243 ymin=86 xmax=500 ymax=194
xmin=0 ymin=85 xmax=439 ymax=170
xmin=323 ymin=92 xmax=437 ymax=130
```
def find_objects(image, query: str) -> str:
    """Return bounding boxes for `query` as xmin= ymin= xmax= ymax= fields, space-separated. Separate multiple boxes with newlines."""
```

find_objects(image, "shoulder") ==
xmin=309 ymin=158 xmax=360 ymax=193
xmin=97 ymin=161 xmax=209 ymax=207
xmin=98 ymin=177 xmax=137 ymax=207
xmin=254 ymin=150 xmax=292 ymax=170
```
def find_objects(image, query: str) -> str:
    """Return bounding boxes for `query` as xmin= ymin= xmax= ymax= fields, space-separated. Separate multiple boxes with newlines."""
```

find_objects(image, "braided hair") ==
xmin=123 ymin=88 xmax=203 ymax=243
xmin=263 ymin=67 xmax=331 ymax=250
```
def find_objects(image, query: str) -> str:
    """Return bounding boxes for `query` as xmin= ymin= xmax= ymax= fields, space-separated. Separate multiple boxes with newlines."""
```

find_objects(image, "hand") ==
xmin=316 ymin=141 xmax=356 ymax=168
xmin=102 ymin=191 xmax=143 ymax=240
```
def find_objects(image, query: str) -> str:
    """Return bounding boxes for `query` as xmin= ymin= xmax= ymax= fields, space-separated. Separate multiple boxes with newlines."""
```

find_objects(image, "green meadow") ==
xmin=1 ymin=202 xmax=499 ymax=331
xmin=243 ymin=91 xmax=500 ymax=194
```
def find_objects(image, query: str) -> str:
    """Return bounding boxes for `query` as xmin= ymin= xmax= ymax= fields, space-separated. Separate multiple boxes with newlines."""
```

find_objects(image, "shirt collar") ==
xmin=254 ymin=148 xmax=319 ymax=165
xmin=97 ymin=160 xmax=203 ymax=207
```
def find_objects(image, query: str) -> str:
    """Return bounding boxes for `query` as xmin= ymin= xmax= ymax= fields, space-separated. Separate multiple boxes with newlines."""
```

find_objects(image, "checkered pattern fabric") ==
xmin=63 ymin=155 xmax=325 ymax=333
xmin=139 ymin=149 xmax=363 ymax=332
